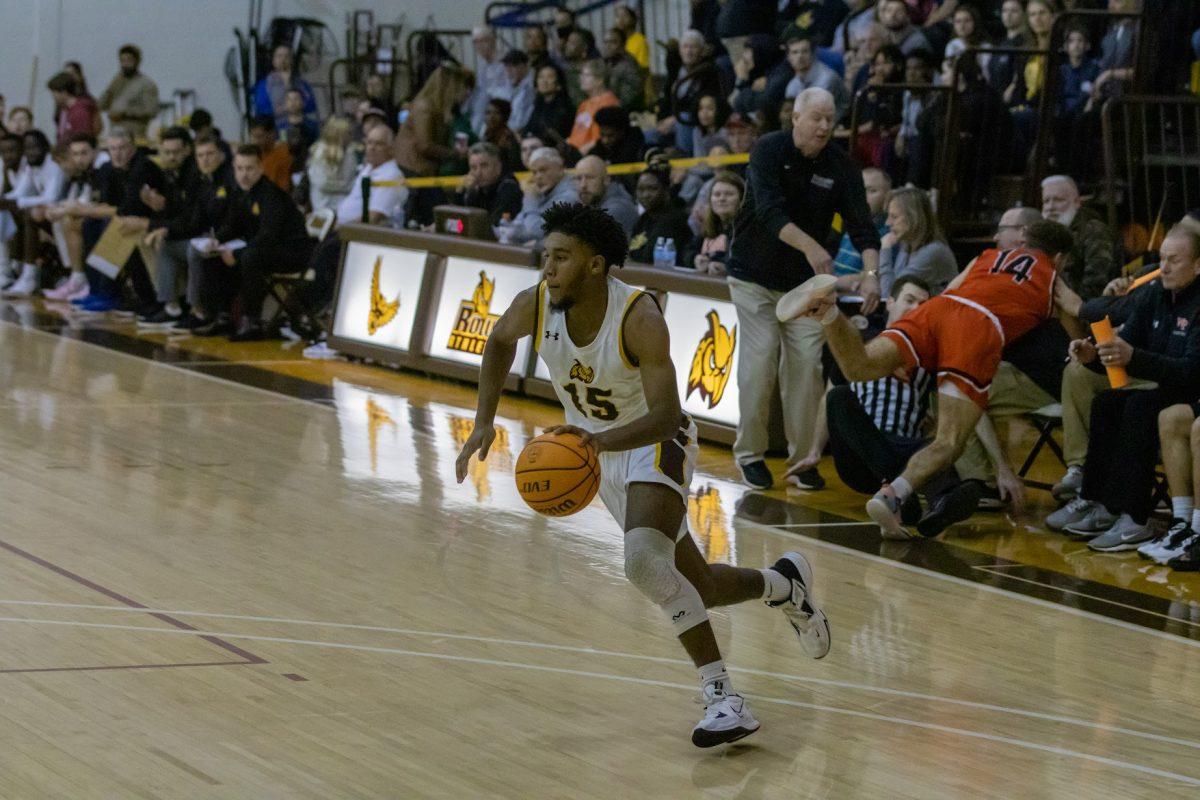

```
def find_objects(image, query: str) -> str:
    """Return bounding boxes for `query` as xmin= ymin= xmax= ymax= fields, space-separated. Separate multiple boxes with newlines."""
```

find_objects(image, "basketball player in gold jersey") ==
xmin=456 ymin=203 xmax=831 ymax=747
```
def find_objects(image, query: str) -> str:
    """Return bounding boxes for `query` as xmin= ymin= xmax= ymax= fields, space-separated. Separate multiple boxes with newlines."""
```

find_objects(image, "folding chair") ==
xmin=1017 ymin=403 xmax=1067 ymax=491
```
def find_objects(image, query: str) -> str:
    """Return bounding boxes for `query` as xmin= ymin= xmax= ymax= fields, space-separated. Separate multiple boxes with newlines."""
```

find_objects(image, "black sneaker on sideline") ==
xmin=786 ymin=466 xmax=825 ymax=490
xmin=917 ymin=480 xmax=983 ymax=538
xmin=172 ymin=313 xmax=206 ymax=331
xmin=976 ymin=483 xmax=1005 ymax=510
xmin=194 ymin=314 xmax=232 ymax=337
xmin=900 ymin=493 xmax=922 ymax=526
xmin=737 ymin=460 xmax=773 ymax=490
xmin=1167 ymin=537 xmax=1200 ymax=571
xmin=138 ymin=307 xmax=182 ymax=326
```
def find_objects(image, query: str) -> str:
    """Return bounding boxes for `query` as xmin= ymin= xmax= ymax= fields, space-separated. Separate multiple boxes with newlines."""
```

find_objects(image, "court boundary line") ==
xmin=0 ymin=613 xmax=1194 ymax=788
xmin=0 ymin=597 xmax=1195 ymax=752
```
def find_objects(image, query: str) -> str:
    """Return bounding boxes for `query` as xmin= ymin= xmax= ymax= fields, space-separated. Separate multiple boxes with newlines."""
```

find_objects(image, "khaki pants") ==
xmin=728 ymin=277 xmax=825 ymax=467
xmin=1061 ymin=360 xmax=1155 ymax=467
xmin=956 ymin=361 xmax=1057 ymax=480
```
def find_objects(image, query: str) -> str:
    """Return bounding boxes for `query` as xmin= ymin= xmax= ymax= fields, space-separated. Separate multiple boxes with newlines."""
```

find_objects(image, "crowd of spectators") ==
xmin=3 ymin=2 xmax=1200 ymax=567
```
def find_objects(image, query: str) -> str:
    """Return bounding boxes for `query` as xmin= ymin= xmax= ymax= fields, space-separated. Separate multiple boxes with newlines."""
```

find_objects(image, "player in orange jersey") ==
xmin=779 ymin=219 xmax=1088 ymax=538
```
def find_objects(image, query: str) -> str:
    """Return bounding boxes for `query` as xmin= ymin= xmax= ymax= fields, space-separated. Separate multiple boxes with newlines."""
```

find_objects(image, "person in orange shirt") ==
xmin=567 ymin=60 xmax=619 ymax=155
xmin=249 ymin=115 xmax=294 ymax=191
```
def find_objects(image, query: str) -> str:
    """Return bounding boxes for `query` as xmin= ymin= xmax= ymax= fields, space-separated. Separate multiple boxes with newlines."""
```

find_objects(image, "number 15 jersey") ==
xmin=944 ymin=246 xmax=1057 ymax=345
xmin=534 ymin=277 xmax=653 ymax=434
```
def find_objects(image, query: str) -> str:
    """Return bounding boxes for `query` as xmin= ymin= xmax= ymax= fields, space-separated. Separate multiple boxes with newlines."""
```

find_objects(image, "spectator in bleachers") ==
xmin=1040 ymin=174 xmax=1117 ymax=299
xmin=395 ymin=66 xmax=476 ymax=177
xmin=253 ymin=45 xmax=318 ymax=134
xmin=894 ymin=49 xmax=937 ymax=171
xmin=482 ymin=99 xmax=522 ymax=174
xmin=138 ymin=132 xmax=233 ymax=330
xmin=660 ymin=30 xmax=724 ymax=150
xmin=98 ymin=45 xmax=159 ymax=141
xmin=188 ymin=108 xmax=231 ymax=159
xmin=573 ymin=154 xmax=638 ymax=235
xmin=1054 ymin=25 xmax=1101 ymax=175
xmin=851 ymin=44 xmax=906 ymax=167
xmin=845 ymin=21 xmax=889 ymax=96
xmin=727 ymin=87 xmax=881 ymax=489
xmin=280 ymin=89 xmax=319 ymax=172
xmin=567 ymin=61 xmax=620 ymax=156
xmin=522 ymin=65 xmax=574 ymax=145
xmin=563 ymin=31 xmax=593 ymax=107
xmin=520 ymin=134 xmax=545 ymax=169
xmin=61 ymin=61 xmax=100 ymax=133
xmin=6 ymin=106 xmax=33 ymax=137
xmin=616 ymin=5 xmax=651 ymax=70
xmin=502 ymin=51 xmax=536 ymax=133
xmin=685 ymin=170 xmax=743 ymax=275
xmin=1047 ymin=224 xmax=1200 ymax=550
xmin=553 ymin=7 xmax=580 ymax=53
xmin=944 ymin=4 xmax=986 ymax=62
xmin=42 ymin=133 xmax=100 ymax=301
xmin=48 ymin=71 xmax=100 ymax=145
xmin=879 ymin=0 xmax=934 ymax=55
xmin=602 ymin=28 xmax=647 ymax=111
xmin=307 ymin=117 xmax=358 ymax=213
xmin=469 ymin=27 xmax=510 ymax=137
xmin=987 ymin=0 xmax=1032 ymax=90
xmin=739 ymin=33 xmax=850 ymax=125
xmin=511 ymin=147 xmax=579 ymax=244
xmin=629 ymin=166 xmax=692 ymax=265
xmin=591 ymin=107 xmax=646 ymax=193
xmin=523 ymin=26 xmax=557 ymax=73
xmin=690 ymin=94 xmax=730 ymax=156
xmin=248 ymin=115 xmax=294 ymax=191
xmin=363 ymin=74 xmax=397 ymax=131
xmin=835 ymin=166 xmax=891 ymax=276
xmin=877 ymin=186 xmax=957 ymax=295
xmin=196 ymin=144 xmax=313 ymax=342
xmin=1003 ymin=0 xmax=1054 ymax=142
xmin=2 ymin=129 xmax=65 ymax=296
xmin=456 ymin=142 xmax=523 ymax=225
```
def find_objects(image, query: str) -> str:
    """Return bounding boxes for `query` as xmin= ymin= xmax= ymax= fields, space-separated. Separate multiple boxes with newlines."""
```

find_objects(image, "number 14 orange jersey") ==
xmin=944 ymin=247 xmax=1057 ymax=345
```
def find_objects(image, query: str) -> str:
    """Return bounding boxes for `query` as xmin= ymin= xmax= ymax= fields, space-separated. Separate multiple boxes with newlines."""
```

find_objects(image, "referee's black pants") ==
xmin=826 ymin=385 xmax=956 ymax=496
xmin=1079 ymin=388 xmax=1168 ymax=524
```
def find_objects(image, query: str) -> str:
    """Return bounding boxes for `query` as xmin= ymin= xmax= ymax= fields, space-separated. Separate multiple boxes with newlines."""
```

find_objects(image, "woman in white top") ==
xmin=307 ymin=117 xmax=358 ymax=213
xmin=878 ymin=187 xmax=958 ymax=297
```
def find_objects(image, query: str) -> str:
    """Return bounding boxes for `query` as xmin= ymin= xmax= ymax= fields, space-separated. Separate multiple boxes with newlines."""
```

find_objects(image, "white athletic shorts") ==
xmin=597 ymin=415 xmax=698 ymax=542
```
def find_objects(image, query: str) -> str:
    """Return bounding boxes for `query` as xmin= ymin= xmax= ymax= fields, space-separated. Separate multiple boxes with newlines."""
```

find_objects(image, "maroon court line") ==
xmin=0 ymin=538 xmax=268 ymax=666
xmin=0 ymin=659 xmax=256 ymax=675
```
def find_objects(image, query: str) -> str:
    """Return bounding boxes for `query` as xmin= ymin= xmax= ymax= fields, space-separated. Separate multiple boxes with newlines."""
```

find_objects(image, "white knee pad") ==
xmin=624 ymin=527 xmax=708 ymax=636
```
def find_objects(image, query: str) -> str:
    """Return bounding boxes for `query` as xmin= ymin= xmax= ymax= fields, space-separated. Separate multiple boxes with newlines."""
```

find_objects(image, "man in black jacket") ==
xmin=1046 ymin=224 xmax=1200 ymax=551
xmin=725 ymin=86 xmax=881 ymax=489
xmin=142 ymin=132 xmax=235 ymax=329
xmin=453 ymin=143 xmax=522 ymax=225
xmin=195 ymin=144 xmax=312 ymax=341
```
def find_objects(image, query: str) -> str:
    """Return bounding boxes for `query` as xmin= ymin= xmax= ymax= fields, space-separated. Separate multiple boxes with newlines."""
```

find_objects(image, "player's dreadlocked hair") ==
xmin=541 ymin=202 xmax=629 ymax=272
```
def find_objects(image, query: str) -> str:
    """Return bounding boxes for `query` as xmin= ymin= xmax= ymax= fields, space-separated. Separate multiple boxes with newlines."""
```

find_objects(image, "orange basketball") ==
xmin=515 ymin=432 xmax=600 ymax=517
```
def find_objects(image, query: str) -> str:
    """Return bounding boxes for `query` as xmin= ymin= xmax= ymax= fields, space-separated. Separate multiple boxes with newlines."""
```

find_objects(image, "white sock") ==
xmin=760 ymin=568 xmax=792 ymax=602
xmin=1172 ymin=497 xmax=1193 ymax=522
xmin=891 ymin=477 xmax=914 ymax=502
xmin=1192 ymin=508 xmax=1200 ymax=533
xmin=698 ymin=660 xmax=732 ymax=695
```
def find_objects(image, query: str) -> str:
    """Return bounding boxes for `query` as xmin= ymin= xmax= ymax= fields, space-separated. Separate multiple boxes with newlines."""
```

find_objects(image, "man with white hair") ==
xmin=573 ymin=155 xmax=637 ymax=235
xmin=469 ymin=26 xmax=510 ymax=137
xmin=1040 ymin=174 xmax=1118 ymax=300
xmin=725 ymin=87 xmax=882 ymax=490
xmin=511 ymin=147 xmax=580 ymax=245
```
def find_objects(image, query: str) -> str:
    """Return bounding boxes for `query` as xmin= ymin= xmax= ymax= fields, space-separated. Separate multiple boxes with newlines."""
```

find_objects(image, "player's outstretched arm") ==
xmin=455 ymin=287 xmax=537 ymax=483
xmin=590 ymin=296 xmax=684 ymax=453
xmin=1052 ymin=277 xmax=1089 ymax=341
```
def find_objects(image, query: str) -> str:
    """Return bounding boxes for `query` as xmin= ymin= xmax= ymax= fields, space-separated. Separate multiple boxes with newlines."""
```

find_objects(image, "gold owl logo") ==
xmin=367 ymin=256 xmax=400 ymax=335
xmin=449 ymin=415 xmax=511 ymax=501
xmin=569 ymin=359 xmax=594 ymax=384
xmin=687 ymin=309 xmax=737 ymax=409
xmin=448 ymin=271 xmax=501 ymax=355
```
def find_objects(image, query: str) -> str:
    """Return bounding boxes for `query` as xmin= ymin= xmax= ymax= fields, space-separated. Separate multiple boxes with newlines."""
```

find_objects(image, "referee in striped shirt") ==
xmin=825 ymin=276 xmax=982 ymax=536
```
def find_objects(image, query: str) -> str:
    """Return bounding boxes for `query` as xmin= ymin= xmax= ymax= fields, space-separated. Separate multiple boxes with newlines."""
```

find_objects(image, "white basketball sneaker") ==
xmin=692 ymin=684 xmax=760 ymax=748
xmin=766 ymin=552 xmax=832 ymax=659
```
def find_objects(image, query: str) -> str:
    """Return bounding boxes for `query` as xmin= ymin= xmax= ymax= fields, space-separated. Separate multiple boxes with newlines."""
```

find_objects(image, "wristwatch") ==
xmin=864 ymin=269 xmax=879 ymax=278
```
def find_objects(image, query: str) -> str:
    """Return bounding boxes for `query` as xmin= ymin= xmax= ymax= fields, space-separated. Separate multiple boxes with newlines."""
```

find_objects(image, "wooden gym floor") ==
xmin=1 ymin=298 xmax=1199 ymax=798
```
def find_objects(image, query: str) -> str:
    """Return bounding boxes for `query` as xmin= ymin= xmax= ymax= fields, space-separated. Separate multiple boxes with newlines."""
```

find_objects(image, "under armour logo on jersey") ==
xmin=545 ymin=330 xmax=559 ymax=340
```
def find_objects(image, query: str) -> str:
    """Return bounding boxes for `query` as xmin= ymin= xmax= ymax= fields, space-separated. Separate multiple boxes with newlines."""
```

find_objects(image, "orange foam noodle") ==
xmin=1128 ymin=268 xmax=1160 ymax=291
xmin=1089 ymin=316 xmax=1128 ymax=388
